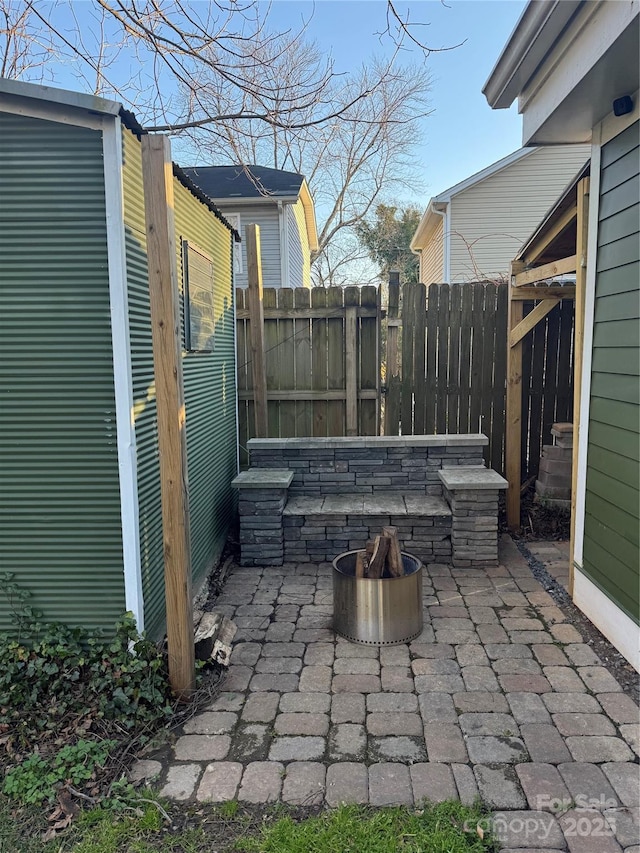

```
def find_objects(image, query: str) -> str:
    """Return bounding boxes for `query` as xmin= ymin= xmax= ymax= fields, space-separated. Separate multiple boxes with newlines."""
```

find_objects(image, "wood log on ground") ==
xmin=383 ymin=525 xmax=404 ymax=577
xmin=193 ymin=611 xmax=237 ymax=665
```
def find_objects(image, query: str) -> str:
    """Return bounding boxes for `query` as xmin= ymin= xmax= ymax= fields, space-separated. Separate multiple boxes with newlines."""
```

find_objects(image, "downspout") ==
xmin=430 ymin=201 xmax=450 ymax=283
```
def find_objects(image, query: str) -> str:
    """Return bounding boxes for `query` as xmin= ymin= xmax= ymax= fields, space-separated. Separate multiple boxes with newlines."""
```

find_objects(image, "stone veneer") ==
xmin=233 ymin=435 xmax=507 ymax=568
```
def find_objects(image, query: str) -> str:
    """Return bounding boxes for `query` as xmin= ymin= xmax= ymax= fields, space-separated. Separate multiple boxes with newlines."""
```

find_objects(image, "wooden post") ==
xmin=506 ymin=261 xmax=525 ymax=529
xmin=141 ymin=134 xmax=195 ymax=699
xmin=245 ymin=224 xmax=268 ymax=438
xmin=569 ymin=177 xmax=590 ymax=595
xmin=384 ymin=273 xmax=401 ymax=436
xmin=345 ymin=306 xmax=358 ymax=436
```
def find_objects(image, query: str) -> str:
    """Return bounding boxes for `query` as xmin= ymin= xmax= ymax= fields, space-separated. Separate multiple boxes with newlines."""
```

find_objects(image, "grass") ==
xmin=0 ymin=794 xmax=496 ymax=853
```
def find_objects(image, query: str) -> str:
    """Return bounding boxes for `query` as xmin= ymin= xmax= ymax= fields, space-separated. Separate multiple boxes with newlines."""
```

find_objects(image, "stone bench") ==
xmin=232 ymin=435 xmax=507 ymax=568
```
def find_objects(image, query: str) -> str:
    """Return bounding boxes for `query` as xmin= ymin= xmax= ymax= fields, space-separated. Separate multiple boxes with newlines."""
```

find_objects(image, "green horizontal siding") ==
xmin=0 ymin=112 xmax=125 ymax=633
xmin=121 ymin=129 xmax=236 ymax=640
xmin=583 ymin=119 xmax=640 ymax=625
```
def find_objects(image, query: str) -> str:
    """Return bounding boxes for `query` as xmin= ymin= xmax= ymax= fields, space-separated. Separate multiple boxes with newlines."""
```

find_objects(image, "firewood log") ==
xmin=355 ymin=551 xmax=366 ymax=579
xmin=368 ymin=535 xmax=390 ymax=579
xmin=383 ymin=525 xmax=404 ymax=577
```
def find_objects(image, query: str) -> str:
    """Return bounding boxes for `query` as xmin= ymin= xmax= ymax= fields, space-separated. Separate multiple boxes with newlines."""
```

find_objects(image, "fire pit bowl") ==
xmin=332 ymin=550 xmax=423 ymax=645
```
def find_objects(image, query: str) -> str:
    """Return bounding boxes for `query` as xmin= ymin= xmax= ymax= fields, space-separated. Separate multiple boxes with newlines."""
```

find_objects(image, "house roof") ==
xmin=182 ymin=165 xmax=304 ymax=200
xmin=410 ymin=148 xmax=535 ymax=250
xmin=184 ymin=165 xmax=319 ymax=252
xmin=0 ymin=78 xmax=238 ymax=240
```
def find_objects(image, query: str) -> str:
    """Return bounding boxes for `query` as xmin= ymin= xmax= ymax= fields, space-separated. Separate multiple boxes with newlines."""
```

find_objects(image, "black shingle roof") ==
xmin=182 ymin=165 xmax=304 ymax=200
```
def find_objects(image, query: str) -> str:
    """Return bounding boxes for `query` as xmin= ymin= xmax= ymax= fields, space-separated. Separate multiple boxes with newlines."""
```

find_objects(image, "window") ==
xmin=182 ymin=240 xmax=215 ymax=352
xmin=225 ymin=212 xmax=243 ymax=276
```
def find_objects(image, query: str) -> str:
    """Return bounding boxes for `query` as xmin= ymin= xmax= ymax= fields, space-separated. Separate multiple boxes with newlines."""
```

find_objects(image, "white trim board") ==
xmin=573 ymin=569 xmax=640 ymax=673
xmin=573 ymin=129 xmax=602 ymax=568
xmin=0 ymin=93 xmax=105 ymax=131
xmin=102 ymin=116 xmax=145 ymax=632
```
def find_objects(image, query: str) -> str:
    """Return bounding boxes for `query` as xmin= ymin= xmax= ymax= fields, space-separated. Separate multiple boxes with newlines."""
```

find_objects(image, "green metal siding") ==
xmin=0 ymin=112 xmax=125 ymax=633
xmin=583 ymin=119 xmax=640 ymax=624
xmin=174 ymin=182 xmax=237 ymax=589
xmin=121 ymin=128 xmax=236 ymax=640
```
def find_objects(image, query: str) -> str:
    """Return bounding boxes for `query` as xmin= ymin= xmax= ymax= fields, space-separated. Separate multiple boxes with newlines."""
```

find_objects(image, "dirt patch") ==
xmin=499 ymin=483 xmax=571 ymax=541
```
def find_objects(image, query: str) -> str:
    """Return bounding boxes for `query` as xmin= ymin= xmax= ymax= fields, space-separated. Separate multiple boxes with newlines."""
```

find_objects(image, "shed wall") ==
xmin=0 ymin=111 xmax=125 ymax=632
xmin=583 ymin=120 xmax=639 ymax=624
xmin=290 ymin=198 xmax=312 ymax=287
xmin=121 ymin=128 xmax=236 ymax=639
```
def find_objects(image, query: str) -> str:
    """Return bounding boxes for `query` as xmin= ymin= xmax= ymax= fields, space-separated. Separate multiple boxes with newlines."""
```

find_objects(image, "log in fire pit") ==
xmin=332 ymin=526 xmax=423 ymax=645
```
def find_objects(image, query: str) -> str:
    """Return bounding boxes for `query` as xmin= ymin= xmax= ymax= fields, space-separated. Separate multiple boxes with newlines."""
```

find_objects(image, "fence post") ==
xmin=141 ymin=134 xmax=195 ymax=700
xmin=384 ymin=273 xmax=401 ymax=436
xmin=245 ymin=224 xmax=268 ymax=438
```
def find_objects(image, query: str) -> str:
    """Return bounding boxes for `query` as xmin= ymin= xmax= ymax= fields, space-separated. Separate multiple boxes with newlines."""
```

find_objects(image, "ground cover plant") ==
xmin=0 ymin=573 xmax=222 ymax=839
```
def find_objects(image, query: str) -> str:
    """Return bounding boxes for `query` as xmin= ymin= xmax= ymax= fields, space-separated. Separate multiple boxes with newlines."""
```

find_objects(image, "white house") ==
xmin=485 ymin=0 xmax=639 ymax=669
xmin=411 ymin=145 xmax=590 ymax=284
xmin=183 ymin=165 xmax=318 ymax=288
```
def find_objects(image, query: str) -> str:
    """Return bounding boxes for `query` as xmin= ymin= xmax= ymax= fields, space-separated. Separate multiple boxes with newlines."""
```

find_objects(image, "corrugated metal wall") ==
xmin=121 ymin=128 xmax=236 ymax=640
xmin=0 ymin=112 xmax=126 ymax=633
xmin=583 ymin=120 xmax=639 ymax=624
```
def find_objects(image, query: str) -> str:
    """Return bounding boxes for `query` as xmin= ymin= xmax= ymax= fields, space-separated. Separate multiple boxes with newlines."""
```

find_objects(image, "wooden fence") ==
xmin=385 ymin=281 xmax=575 ymax=479
xmin=236 ymin=285 xmax=381 ymax=462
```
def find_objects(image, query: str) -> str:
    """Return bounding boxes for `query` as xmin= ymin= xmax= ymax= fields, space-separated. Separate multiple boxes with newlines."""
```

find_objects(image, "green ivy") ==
xmin=3 ymin=739 xmax=117 ymax=804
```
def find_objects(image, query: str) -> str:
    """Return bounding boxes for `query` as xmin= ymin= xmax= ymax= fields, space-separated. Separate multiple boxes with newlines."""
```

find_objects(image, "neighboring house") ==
xmin=183 ymin=165 xmax=319 ymax=288
xmin=485 ymin=0 xmax=639 ymax=669
xmin=411 ymin=145 xmax=590 ymax=284
xmin=0 ymin=79 xmax=238 ymax=640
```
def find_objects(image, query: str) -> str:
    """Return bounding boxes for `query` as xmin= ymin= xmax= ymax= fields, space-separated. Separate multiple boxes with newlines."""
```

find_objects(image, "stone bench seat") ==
xmin=282 ymin=493 xmax=452 ymax=565
xmin=283 ymin=494 xmax=451 ymax=517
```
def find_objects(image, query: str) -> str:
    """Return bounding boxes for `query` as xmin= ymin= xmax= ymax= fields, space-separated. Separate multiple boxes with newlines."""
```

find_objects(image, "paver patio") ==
xmin=134 ymin=535 xmax=640 ymax=852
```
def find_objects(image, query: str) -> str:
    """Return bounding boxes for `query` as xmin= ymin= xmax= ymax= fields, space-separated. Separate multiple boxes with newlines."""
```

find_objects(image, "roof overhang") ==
xmin=410 ymin=200 xmax=446 ymax=252
xmin=484 ymin=0 xmax=640 ymax=144
xmin=0 ymin=76 xmax=121 ymax=119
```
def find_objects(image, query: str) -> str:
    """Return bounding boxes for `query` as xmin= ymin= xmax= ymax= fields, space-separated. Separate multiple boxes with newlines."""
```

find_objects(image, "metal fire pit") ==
xmin=332 ymin=550 xmax=423 ymax=645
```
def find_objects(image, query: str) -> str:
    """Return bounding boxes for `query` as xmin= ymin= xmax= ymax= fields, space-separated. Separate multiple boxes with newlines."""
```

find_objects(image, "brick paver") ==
xmin=132 ymin=538 xmax=639 ymax=852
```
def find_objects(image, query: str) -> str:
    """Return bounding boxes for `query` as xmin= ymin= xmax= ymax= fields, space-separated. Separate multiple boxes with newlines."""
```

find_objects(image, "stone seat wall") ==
xmin=232 ymin=435 xmax=507 ymax=568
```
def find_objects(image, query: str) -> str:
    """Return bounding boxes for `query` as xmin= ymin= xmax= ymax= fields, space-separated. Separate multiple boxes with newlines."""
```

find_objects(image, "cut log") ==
xmin=383 ymin=525 xmax=404 ymax=577
xmin=355 ymin=551 xmax=366 ymax=579
xmin=193 ymin=611 xmax=237 ymax=666
xmin=368 ymin=534 xmax=390 ymax=579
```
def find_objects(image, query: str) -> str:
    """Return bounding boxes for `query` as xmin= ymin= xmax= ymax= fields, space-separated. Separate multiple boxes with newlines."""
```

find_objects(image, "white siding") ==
xmin=216 ymin=203 xmax=282 ymax=288
xmin=448 ymin=145 xmax=590 ymax=282
xmin=419 ymin=216 xmax=444 ymax=284
xmin=290 ymin=198 xmax=311 ymax=287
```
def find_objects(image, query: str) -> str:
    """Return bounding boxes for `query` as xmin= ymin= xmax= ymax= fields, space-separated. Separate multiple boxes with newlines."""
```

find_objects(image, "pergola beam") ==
xmin=510 ymin=285 xmax=575 ymax=301
xmin=514 ymin=254 xmax=577 ymax=287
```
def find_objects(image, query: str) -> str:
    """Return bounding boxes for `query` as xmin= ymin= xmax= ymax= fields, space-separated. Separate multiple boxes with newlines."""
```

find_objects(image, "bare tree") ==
xmin=1 ymin=1 xmax=453 ymax=282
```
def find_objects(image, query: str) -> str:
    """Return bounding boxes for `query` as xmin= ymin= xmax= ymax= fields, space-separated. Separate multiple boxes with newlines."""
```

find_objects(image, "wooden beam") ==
xmin=141 ymin=134 xmax=195 ymax=700
xmin=510 ymin=285 xmax=575 ymax=301
xmin=345 ymin=306 xmax=358 ymax=435
xmin=245 ymin=224 xmax=268 ymax=438
xmin=513 ymin=255 xmax=577 ymax=287
xmin=237 ymin=389 xmax=378 ymax=401
xmin=509 ymin=298 xmax=561 ymax=347
xmin=570 ymin=177 xmax=590 ymax=596
xmin=506 ymin=262 xmax=525 ymax=529
xmin=521 ymin=203 xmax=577 ymax=266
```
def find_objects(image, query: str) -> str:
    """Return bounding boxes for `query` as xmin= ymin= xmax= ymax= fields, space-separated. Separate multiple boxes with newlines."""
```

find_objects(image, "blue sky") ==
xmin=34 ymin=0 xmax=527 ymax=206
xmin=263 ymin=0 xmax=528 ymax=199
